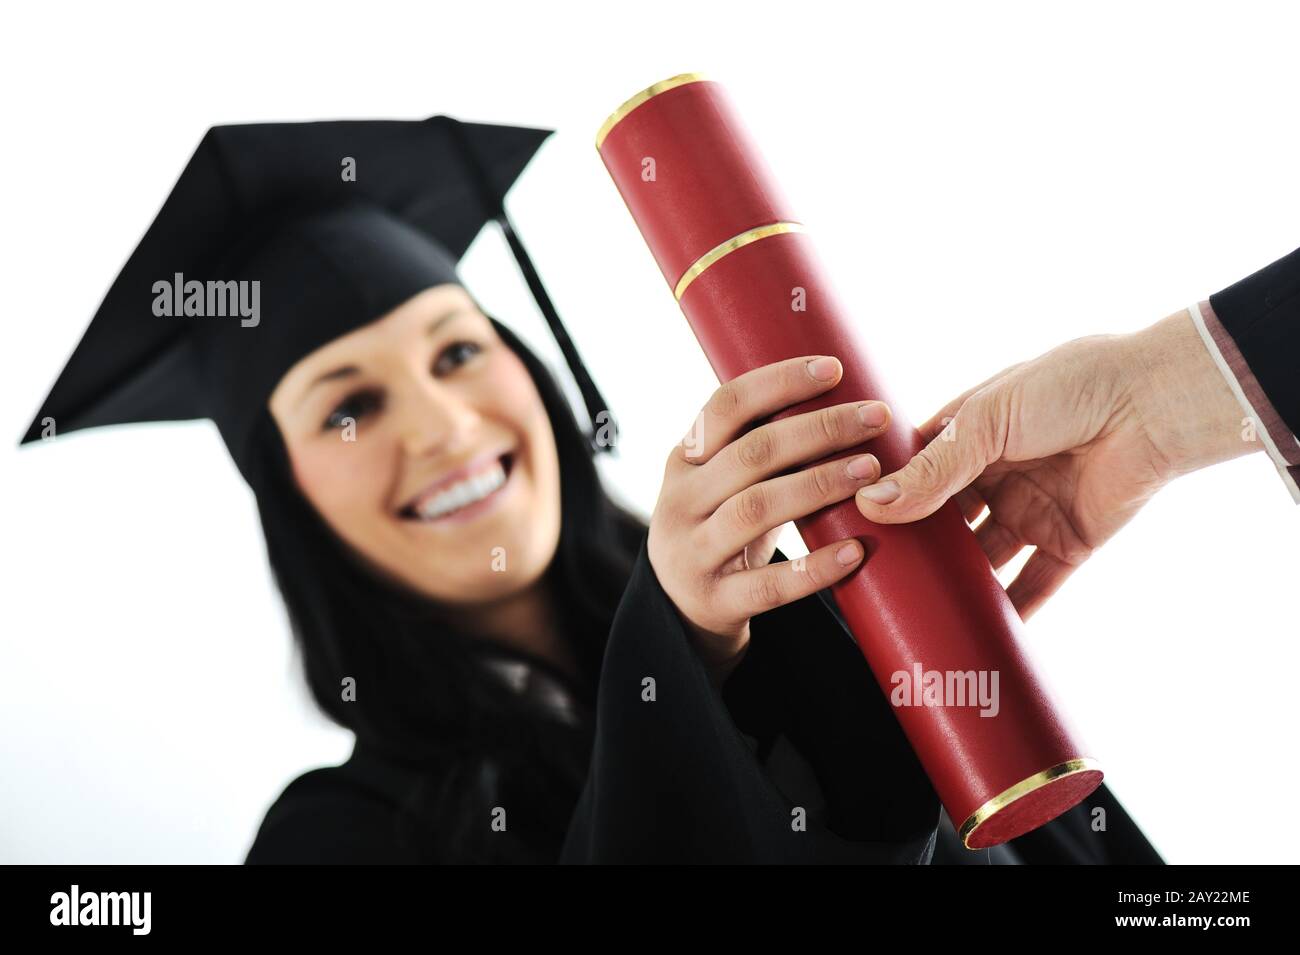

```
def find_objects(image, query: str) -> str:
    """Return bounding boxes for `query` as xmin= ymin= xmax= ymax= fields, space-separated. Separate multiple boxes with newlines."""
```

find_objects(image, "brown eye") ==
xmin=323 ymin=390 xmax=383 ymax=430
xmin=433 ymin=340 xmax=483 ymax=376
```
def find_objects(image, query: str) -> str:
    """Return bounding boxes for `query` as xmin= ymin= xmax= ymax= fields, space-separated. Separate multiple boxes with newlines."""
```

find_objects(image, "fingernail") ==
xmin=857 ymin=480 xmax=900 ymax=505
xmin=806 ymin=356 xmax=840 ymax=381
xmin=845 ymin=453 xmax=879 ymax=479
xmin=857 ymin=401 xmax=888 ymax=427
xmin=835 ymin=541 xmax=862 ymax=565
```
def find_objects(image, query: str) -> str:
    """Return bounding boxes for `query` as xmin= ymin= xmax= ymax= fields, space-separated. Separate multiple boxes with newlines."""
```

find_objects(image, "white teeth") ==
xmin=415 ymin=459 xmax=507 ymax=520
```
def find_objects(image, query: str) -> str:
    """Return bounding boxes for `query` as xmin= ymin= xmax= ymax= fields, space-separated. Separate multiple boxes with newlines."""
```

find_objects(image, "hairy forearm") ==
xmin=1124 ymin=306 xmax=1262 ymax=480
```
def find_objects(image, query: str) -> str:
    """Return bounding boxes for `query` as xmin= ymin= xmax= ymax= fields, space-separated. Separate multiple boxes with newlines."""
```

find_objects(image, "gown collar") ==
xmin=475 ymin=647 xmax=589 ymax=728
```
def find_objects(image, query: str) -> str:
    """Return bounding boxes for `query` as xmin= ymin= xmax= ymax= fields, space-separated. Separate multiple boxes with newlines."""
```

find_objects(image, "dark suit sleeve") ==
xmin=1209 ymin=245 xmax=1300 ymax=440
xmin=559 ymin=539 xmax=941 ymax=863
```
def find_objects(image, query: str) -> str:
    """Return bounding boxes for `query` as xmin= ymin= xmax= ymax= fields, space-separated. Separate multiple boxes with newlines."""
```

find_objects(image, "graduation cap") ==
xmin=19 ymin=115 xmax=616 ymax=480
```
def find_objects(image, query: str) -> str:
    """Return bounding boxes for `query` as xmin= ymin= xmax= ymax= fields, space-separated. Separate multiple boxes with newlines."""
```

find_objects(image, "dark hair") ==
xmin=244 ymin=317 xmax=646 ymax=862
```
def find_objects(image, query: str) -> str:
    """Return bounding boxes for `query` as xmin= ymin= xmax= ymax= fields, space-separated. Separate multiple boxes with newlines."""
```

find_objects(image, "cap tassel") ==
xmin=441 ymin=116 xmax=618 ymax=456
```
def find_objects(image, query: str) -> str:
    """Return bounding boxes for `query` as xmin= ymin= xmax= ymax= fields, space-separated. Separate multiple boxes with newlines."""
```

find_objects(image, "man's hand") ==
xmin=854 ymin=308 xmax=1256 ymax=619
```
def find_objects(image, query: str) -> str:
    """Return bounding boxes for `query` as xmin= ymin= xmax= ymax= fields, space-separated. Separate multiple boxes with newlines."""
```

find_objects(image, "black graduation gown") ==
xmin=246 ymin=541 xmax=1162 ymax=865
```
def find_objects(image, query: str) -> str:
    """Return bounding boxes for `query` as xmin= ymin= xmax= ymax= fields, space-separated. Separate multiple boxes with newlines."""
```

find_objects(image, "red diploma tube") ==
xmin=596 ymin=74 xmax=1102 ymax=848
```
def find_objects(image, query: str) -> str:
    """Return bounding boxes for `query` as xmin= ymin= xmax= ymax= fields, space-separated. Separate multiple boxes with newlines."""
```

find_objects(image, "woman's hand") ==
xmin=853 ymin=308 xmax=1256 ymax=620
xmin=647 ymin=355 xmax=891 ymax=686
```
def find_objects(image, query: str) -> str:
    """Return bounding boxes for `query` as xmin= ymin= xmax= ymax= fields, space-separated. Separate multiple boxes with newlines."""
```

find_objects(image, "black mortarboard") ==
xmin=19 ymin=116 xmax=615 ymax=480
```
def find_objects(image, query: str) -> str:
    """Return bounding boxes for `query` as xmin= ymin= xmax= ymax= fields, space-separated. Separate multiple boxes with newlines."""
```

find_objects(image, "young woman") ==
xmin=22 ymin=115 xmax=1161 ymax=864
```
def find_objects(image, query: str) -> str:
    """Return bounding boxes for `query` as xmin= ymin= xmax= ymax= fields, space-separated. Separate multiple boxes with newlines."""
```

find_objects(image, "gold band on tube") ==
xmin=672 ymin=222 xmax=807 ymax=300
xmin=957 ymin=757 xmax=1102 ymax=849
xmin=595 ymin=72 xmax=710 ymax=149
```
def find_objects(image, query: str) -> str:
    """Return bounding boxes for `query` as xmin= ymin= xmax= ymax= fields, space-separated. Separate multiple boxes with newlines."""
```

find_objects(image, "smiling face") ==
xmin=268 ymin=284 xmax=562 ymax=605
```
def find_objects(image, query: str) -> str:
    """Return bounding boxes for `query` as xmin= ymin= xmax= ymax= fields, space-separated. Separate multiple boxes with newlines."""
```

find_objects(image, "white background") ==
xmin=2 ymin=0 xmax=1297 ymax=864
